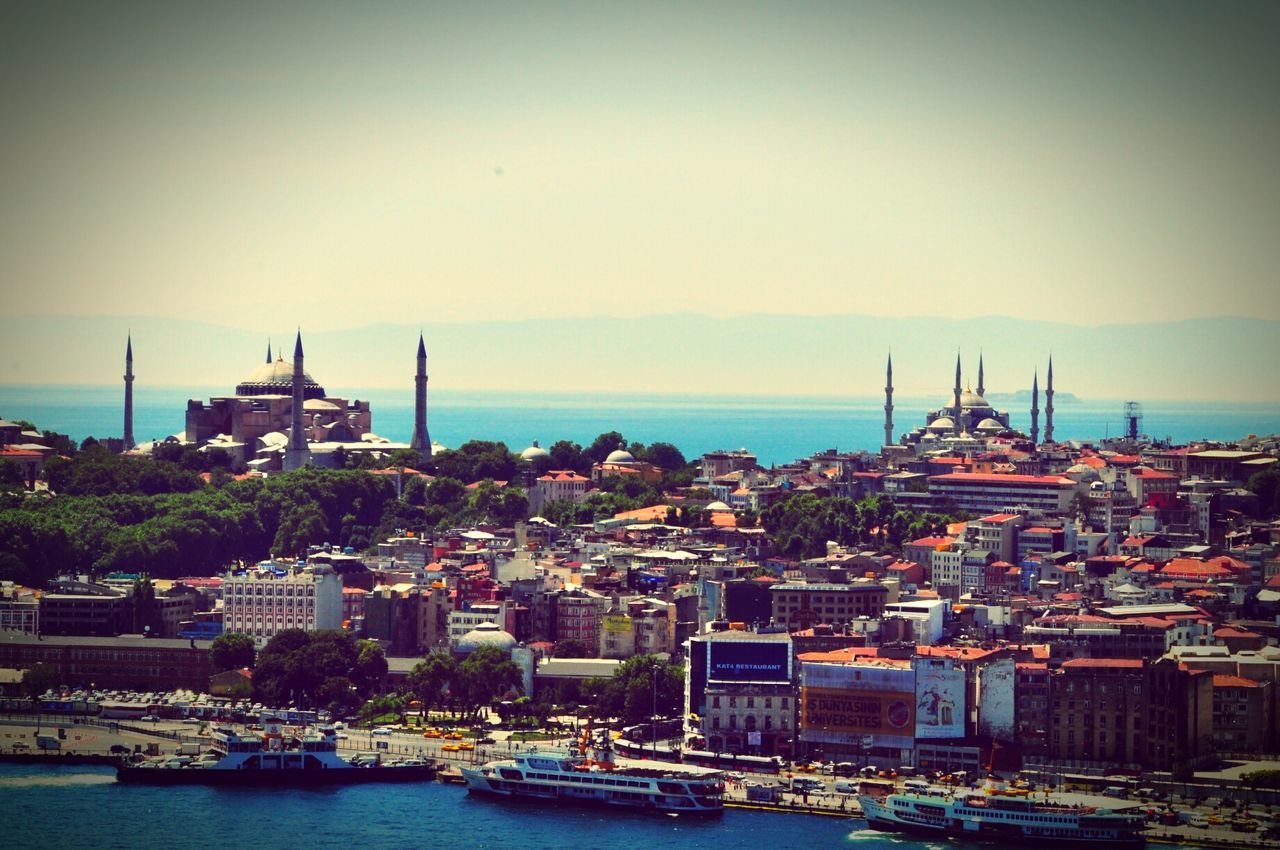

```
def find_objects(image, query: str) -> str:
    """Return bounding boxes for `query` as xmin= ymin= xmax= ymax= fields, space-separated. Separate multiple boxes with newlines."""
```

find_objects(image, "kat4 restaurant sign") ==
xmin=801 ymin=687 xmax=915 ymax=736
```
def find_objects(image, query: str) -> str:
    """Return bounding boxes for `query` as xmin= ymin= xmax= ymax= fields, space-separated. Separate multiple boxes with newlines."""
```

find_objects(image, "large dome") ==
xmin=521 ymin=440 xmax=550 ymax=461
xmin=456 ymin=622 xmax=518 ymax=655
xmin=959 ymin=389 xmax=991 ymax=409
xmin=605 ymin=448 xmax=635 ymax=464
xmin=236 ymin=356 xmax=326 ymax=398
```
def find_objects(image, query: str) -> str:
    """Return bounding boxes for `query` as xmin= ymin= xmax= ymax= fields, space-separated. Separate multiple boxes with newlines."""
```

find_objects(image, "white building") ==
xmin=221 ymin=563 xmax=343 ymax=645
xmin=447 ymin=602 xmax=507 ymax=647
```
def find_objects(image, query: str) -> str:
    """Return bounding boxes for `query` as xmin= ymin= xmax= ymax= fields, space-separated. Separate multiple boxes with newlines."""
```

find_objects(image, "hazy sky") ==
xmin=2 ymin=1 xmax=1279 ymax=331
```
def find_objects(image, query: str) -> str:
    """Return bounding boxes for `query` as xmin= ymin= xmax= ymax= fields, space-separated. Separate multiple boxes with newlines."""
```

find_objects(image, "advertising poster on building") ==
xmin=708 ymin=640 xmax=790 ymax=682
xmin=977 ymin=657 xmax=1016 ymax=741
xmin=800 ymin=686 xmax=915 ymax=736
xmin=913 ymin=661 xmax=965 ymax=739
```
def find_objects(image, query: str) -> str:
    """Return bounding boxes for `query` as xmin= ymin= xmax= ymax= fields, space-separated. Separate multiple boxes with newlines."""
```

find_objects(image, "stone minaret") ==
xmin=1044 ymin=355 xmax=1055 ymax=444
xmin=952 ymin=351 xmax=963 ymax=434
xmin=123 ymin=335 xmax=135 ymax=451
xmin=1030 ymin=369 xmax=1040 ymax=446
xmin=883 ymin=351 xmax=894 ymax=447
xmin=284 ymin=331 xmax=311 ymax=470
xmin=410 ymin=333 xmax=431 ymax=459
xmin=265 ymin=340 xmax=272 ymax=363
xmin=977 ymin=351 xmax=985 ymax=397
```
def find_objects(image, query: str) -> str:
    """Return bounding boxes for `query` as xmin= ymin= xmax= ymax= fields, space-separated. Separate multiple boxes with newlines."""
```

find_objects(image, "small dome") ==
xmin=456 ymin=621 xmax=518 ymax=654
xmin=605 ymin=448 xmax=635 ymax=464
xmin=521 ymin=440 xmax=550 ymax=461
xmin=706 ymin=501 xmax=731 ymax=512
xmin=303 ymin=399 xmax=340 ymax=412
xmin=976 ymin=418 xmax=1004 ymax=432
xmin=928 ymin=416 xmax=955 ymax=431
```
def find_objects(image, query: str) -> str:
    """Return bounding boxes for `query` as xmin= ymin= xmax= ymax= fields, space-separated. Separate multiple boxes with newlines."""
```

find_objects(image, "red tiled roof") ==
xmin=980 ymin=513 xmax=1022 ymax=523
xmin=1061 ymin=658 xmax=1144 ymax=669
xmin=1213 ymin=674 xmax=1262 ymax=688
xmin=907 ymin=536 xmax=955 ymax=548
xmin=930 ymin=473 xmax=1075 ymax=485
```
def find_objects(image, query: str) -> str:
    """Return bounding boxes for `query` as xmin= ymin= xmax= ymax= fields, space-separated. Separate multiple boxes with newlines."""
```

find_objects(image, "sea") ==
xmin=2 ymin=384 xmax=1278 ymax=467
xmin=0 ymin=762 xmax=865 ymax=850
xmin=0 ymin=763 xmax=1199 ymax=850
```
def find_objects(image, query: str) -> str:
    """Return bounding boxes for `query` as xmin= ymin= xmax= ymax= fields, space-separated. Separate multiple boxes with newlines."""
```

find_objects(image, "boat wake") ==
xmin=0 ymin=773 xmax=117 ymax=788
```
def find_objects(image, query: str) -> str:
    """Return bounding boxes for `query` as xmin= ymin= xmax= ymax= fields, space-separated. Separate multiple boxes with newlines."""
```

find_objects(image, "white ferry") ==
xmin=461 ymin=739 xmax=724 ymax=815
xmin=858 ymin=787 xmax=1146 ymax=848
xmin=117 ymin=717 xmax=435 ymax=786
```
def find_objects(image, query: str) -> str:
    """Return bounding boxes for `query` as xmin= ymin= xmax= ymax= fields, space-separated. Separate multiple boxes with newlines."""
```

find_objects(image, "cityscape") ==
xmin=2 ymin=3 xmax=1279 ymax=850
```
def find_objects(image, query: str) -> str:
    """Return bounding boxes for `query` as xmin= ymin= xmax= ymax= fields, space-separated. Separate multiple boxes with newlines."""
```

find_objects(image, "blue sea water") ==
xmin=2 ymin=763 xmax=865 ymax=850
xmin=2 ymin=384 xmax=1278 ymax=467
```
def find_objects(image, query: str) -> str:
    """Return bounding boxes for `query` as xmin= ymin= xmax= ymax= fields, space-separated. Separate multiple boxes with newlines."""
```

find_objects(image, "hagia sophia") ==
xmin=124 ymin=331 xmax=433 ymax=471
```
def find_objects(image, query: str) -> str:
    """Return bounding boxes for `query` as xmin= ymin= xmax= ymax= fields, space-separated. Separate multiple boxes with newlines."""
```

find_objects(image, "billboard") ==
xmin=801 ymin=686 xmax=915 ymax=736
xmin=708 ymin=640 xmax=790 ymax=683
xmin=913 ymin=659 xmax=965 ymax=739
xmin=977 ymin=657 xmax=1016 ymax=741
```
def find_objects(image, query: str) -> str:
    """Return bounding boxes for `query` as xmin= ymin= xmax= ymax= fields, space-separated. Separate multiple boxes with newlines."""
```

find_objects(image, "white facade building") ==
xmin=222 ymin=564 xmax=343 ymax=645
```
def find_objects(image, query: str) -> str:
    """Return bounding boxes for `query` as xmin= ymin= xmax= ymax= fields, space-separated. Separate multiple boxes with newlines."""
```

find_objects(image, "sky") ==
xmin=1 ymin=2 xmax=1278 ymax=359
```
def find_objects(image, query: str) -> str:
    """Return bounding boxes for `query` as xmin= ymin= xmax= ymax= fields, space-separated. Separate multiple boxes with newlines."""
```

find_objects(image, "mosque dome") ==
xmin=236 ymin=355 xmax=326 ymax=399
xmin=605 ymin=447 xmax=635 ymax=464
xmin=706 ymin=501 xmax=732 ymax=512
xmin=976 ymin=418 xmax=1005 ymax=432
xmin=456 ymin=622 xmax=518 ymax=655
xmin=521 ymin=440 xmax=550 ymax=461
xmin=927 ymin=416 xmax=955 ymax=431
xmin=959 ymin=389 xmax=991 ymax=409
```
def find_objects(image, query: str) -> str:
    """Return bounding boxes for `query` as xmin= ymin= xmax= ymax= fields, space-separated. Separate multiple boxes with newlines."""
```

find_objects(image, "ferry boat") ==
xmin=858 ymin=786 xmax=1146 ymax=848
xmin=116 ymin=718 xmax=436 ymax=786
xmin=461 ymin=735 xmax=724 ymax=815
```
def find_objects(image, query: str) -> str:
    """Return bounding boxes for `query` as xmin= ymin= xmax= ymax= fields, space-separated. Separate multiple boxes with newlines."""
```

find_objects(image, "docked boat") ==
xmin=858 ymin=787 xmax=1146 ymax=848
xmin=116 ymin=718 xmax=436 ymax=786
xmin=461 ymin=736 xmax=724 ymax=815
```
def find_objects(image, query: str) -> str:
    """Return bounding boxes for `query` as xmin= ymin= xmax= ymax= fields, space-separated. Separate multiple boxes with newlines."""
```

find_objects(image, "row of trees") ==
xmin=761 ymin=492 xmax=960 ymax=558
xmin=405 ymin=647 xmax=523 ymax=720
xmin=249 ymin=629 xmax=388 ymax=716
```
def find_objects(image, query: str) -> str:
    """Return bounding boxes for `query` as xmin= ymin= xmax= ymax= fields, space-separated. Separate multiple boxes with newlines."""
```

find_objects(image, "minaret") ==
xmin=883 ymin=351 xmax=894 ymax=447
xmin=265 ymin=340 xmax=272 ymax=363
xmin=284 ymin=330 xmax=311 ymax=470
xmin=977 ymin=351 xmax=985 ymax=398
xmin=1030 ymin=370 xmax=1040 ymax=446
xmin=123 ymin=335 xmax=135 ymax=451
xmin=1044 ymin=355 xmax=1055 ymax=444
xmin=410 ymin=333 xmax=431 ymax=459
xmin=952 ymin=351 xmax=963 ymax=434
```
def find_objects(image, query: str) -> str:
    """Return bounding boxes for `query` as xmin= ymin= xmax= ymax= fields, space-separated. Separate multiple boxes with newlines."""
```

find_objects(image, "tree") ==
xmin=407 ymin=652 xmax=458 ymax=716
xmin=548 ymin=440 xmax=585 ymax=472
xmin=352 ymin=640 xmax=388 ymax=696
xmin=455 ymin=646 xmax=523 ymax=717
xmin=590 ymin=655 xmax=683 ymax=724
xmin=23 ymin=662 xmax=60 ymax=698
xmin=554 ymin=638 xmax=589 ymax=658
xmin=210 ymin=632 xmax=256 ymax=672
xmin=1247 ymin=468 xmax=1280 ymax=518
xmin=642 ymin=442 xmax=686 ymax=471
xmin=131 ymin=578 xmax=160 ymax=635
xmin=585 ymin=432 xmax=627 ymax=466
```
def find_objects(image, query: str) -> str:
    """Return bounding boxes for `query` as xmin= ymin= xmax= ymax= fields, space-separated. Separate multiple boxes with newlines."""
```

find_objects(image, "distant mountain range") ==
xmin=0 ymin=313 xmax=1275 ymax=403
